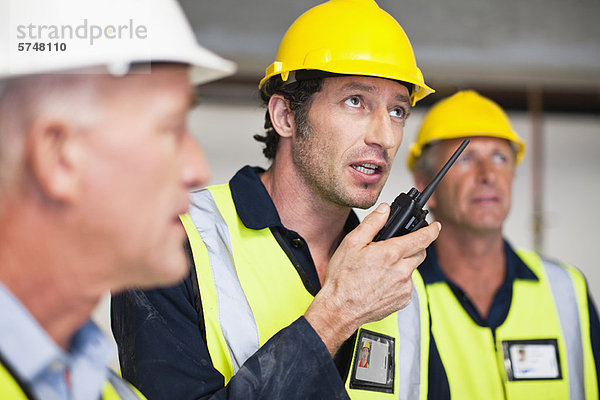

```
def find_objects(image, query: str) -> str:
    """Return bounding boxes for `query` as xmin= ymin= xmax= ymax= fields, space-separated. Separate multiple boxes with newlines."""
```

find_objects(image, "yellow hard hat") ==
xmin=407 ymin=90 xmax=526 ymax=171
xmin=259 ymin=0 xmax=434 ymax=106
xmin=362 ymin=340 xmax=371 ymax=350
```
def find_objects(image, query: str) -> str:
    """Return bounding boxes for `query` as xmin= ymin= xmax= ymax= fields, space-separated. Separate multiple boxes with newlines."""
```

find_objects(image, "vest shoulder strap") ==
xmin=0 ymin=354 xmax=33 ymax=399
xmin=0 ymin=355 xmax=144 ymax=400
xmin=0 ymin=354 xmax=35 ymax=400
xmin=104 ymin=370 xmax=146 ymax=400
xmin=517 ymin=249 xmax=594 ymax=400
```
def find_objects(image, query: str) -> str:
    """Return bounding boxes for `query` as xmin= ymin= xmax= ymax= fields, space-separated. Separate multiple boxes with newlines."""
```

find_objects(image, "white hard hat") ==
xmin=0 ymin=0 xmax=236 ymax=84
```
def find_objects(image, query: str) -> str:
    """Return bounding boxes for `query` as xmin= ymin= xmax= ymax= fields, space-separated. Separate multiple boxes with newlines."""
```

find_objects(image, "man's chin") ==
xmin=468 ymin=222 xmax=505 ymax=235
xmin=352 ymin=199 xmax=378 ymax=210
xmin=346 ymin=190 xmax=382 ymax=210
xmin=139 ymin=256 xmax=189 ymax=289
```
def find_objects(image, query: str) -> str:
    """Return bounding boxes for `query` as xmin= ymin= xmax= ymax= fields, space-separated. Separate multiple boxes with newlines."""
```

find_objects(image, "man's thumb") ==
xmin=351 ymin=203 xmax=390 ymax=245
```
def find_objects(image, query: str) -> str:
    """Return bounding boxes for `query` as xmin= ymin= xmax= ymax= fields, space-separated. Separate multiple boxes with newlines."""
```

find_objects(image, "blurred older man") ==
xmin=0 ymin=0 xmax=235 ymax=398
xmin=409 ymin=90 xmax=599 ymax=400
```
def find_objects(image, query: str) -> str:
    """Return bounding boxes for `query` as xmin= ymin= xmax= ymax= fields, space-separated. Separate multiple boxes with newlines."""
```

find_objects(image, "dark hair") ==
xmin=254 ymin=75 xmax=324 ymax=160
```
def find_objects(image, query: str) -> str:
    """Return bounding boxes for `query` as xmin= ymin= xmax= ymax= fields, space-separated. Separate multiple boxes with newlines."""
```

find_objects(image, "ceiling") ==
xmin=179 ymin=0 xmax=600 ymax=113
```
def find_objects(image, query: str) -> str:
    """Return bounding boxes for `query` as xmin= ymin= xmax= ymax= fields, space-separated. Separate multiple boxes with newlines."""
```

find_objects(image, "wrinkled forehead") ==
xmin=102 ymin=64 xmax=193 ymax=100
xmin=322 ymin=74 xmax=411 ymax=98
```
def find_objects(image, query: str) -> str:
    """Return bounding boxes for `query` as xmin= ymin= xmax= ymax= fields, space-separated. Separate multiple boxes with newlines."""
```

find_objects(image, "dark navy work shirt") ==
xmin=111 ymin=166 xmax=359 ymax=400
xmin=419 ymin=242 xmax=600 ymax=399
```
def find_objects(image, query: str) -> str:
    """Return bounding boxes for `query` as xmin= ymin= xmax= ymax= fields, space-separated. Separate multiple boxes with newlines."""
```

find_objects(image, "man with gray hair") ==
xmin=0 ymin=0 xmax=235 ymax=398
xmin=408 ymin=90 xmax=599 ymax=399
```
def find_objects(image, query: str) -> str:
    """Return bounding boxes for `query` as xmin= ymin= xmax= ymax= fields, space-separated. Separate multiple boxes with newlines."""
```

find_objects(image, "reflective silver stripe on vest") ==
xmin=543 ymin=258 xmax=584 ymax=400
xmin=106 ymin=371 xmax=141 ymax=400
xmin=189 ymin=189 xmax=260 ymax=374
xmin=396 ymin=284 xmax=421 ymax=400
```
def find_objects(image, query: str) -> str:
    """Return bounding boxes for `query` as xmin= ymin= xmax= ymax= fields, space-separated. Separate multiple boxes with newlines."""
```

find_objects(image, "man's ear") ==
xmin=268 ymin=94 xmax=294 ymax=138
xmin=25 ymin=117 xmax=83 ymax=203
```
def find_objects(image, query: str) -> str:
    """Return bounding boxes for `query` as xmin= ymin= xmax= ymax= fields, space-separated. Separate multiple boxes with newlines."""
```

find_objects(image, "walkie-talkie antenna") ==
xmin=416 ymin=138 xmax=470 ymax=207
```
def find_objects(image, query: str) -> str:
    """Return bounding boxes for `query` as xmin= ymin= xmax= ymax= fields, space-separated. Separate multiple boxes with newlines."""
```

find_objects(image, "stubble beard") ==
xmin=291 ymin=120 xmax=380 ymax=210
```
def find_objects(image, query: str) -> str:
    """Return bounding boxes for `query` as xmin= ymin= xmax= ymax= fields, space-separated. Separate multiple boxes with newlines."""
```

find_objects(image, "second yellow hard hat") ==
xmin=407 ymin=90 xmax=526 ymax=171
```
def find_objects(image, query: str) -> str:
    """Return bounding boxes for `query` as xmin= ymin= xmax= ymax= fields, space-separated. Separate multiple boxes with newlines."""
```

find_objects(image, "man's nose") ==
xmin=182 ymin=132 xmax=210 ymax=190
xmin=364 ymin=108 xmax=401 ymax=150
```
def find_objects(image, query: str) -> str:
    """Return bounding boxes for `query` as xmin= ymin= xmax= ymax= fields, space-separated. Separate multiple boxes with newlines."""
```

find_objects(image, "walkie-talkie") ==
xmin=373 ymin=138 xmax=470 ymax=241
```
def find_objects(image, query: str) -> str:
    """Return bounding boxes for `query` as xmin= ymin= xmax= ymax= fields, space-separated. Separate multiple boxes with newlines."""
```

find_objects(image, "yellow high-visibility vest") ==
xmin=0 ymin=361 xmax=145 ymax=400
xmin=181 ymin=184 xmax=431 ymax=400
xmin=427 ymin=249 xmax=598 ymax=400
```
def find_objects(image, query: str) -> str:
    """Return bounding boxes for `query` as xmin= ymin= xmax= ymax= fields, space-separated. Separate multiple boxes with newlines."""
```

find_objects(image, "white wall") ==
xmin=95 ymin=100 xmax=600 ymax=368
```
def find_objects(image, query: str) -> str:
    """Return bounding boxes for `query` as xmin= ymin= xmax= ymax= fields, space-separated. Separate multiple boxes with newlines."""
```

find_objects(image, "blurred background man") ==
xmin=408 ymin=90 xmax=599 ymax=399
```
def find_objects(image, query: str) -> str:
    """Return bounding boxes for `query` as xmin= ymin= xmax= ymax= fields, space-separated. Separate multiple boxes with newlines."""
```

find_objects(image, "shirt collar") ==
xmin=0 ymin=283 xmax=63 ymax=381
xmin=229 ymin=165 xmax=360 ymax=232
xmin=419 ymin=239 xmax=538 ymax=286
xmin=229 ymin=165 xmax=282 ymax=230
xmin=0 ymin=283 xmax=114 ymax=382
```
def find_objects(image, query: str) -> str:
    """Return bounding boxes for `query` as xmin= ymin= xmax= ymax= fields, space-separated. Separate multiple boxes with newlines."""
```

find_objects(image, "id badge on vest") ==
xmin=349 ymin=329 xmax=395 ymax=393
xmin=502 ymin=339 xmax=562 ymax=381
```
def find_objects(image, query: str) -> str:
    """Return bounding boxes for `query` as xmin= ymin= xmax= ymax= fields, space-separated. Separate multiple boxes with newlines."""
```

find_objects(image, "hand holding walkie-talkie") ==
xmin=373 ymin=138 xmax=470 ymax=241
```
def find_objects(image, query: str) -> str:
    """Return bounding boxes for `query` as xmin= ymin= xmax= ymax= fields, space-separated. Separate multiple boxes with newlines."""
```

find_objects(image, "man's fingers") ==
xmin=344 ymin=203 xmax=390 ymax=247
xmin=401 ymin=249 xmax=427 ymax=270
xmin=387 ymin=221 xmax=441 ymax=256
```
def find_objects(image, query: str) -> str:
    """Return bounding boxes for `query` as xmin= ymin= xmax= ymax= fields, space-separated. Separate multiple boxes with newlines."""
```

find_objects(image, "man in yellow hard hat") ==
xmin=408 ymin=90 xmax=599 ymax=399
xmin=0 ymin=0 xmax=235 ymax=398
xmin=112 ymin=0 xmax=440 ymax=398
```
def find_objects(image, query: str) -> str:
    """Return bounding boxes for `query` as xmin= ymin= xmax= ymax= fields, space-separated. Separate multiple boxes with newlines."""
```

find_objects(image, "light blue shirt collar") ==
xmin=0 ymin=283 xmax=116 ymax=399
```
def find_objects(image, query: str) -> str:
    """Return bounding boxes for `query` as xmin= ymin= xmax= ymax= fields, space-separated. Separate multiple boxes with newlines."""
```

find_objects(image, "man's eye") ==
xmin=492 ymin=153 xmax=509 ymax=164
xmin=344 ymin=96 xmax=361 ymax=107
xmin=457 ymin=154 xmax=472 ymax=164
xmin=389 ymin=108 xmax=405 ymax=118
